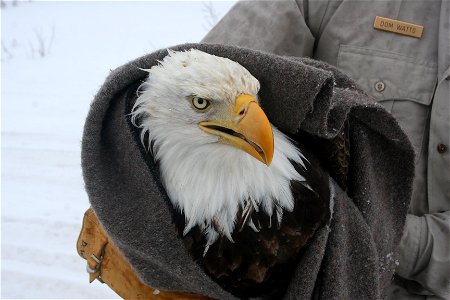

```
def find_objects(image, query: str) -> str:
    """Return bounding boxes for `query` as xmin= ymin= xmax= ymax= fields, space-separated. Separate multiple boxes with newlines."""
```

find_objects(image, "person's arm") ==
xmin=396 ymin=211 xmax=450 ymax=298
xmin=202 ymin=0 xmax=315 ymax=57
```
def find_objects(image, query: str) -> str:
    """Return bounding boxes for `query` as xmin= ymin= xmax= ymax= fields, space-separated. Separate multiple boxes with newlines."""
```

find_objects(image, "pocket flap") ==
xmin=337 ymin=45 xmax=437 ymax=105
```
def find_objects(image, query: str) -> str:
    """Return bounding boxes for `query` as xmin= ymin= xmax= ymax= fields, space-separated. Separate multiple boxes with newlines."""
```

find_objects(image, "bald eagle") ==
xmin=131 ymin=49 xmax=331 ymax=298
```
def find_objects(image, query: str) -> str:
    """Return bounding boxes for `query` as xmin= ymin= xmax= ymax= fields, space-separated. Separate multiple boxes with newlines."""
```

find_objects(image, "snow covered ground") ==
xmin=1 ymin=1 xmax=235 ymax=298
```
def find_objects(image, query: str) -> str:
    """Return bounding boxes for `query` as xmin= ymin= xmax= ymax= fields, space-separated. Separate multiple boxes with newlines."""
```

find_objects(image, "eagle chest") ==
xmin=179 ymin=163 xmax=331 ymax=299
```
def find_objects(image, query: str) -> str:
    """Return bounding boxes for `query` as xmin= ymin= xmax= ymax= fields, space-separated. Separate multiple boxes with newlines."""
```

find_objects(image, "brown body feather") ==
xmin=176 ymin=143 xmax=331 ymax=299
xmin=295 ymin=121 xmax=351 ymax=192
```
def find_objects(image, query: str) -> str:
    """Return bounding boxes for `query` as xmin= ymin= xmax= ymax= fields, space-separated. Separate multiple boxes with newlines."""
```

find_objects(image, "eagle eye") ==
xmin=191 ymin=97 xmax=211 ymax=111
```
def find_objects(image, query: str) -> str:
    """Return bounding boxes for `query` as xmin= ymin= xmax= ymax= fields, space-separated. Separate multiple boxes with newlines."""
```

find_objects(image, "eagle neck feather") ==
xmin=146 ymin=125 xmax=307 ymax=247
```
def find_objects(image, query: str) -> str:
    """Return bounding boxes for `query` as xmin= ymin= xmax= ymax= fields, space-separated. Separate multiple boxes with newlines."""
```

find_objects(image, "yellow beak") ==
xmin=199 ymin=94 xmax=274 ymax=166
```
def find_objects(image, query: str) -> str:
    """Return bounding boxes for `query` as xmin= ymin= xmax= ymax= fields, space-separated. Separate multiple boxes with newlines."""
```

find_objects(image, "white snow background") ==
xmin=1 ymin=1 xmax=236 ymax=298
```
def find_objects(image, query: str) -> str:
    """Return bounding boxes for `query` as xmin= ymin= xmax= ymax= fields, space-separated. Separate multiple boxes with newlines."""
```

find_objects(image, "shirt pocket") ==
xmin=337 ymin=45 xmax=437 ymax=163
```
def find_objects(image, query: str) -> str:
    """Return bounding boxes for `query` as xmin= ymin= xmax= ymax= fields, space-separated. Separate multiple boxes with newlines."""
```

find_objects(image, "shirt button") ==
xmin=375 ymin=81 xmax=385 ymax=92
xmin=437 ymin=144 xmax=447 ymax=154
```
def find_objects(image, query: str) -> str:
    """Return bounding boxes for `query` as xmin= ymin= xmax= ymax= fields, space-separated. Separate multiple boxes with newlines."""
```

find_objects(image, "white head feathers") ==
xmin=131 ymin=49 xmax=306 ymax=248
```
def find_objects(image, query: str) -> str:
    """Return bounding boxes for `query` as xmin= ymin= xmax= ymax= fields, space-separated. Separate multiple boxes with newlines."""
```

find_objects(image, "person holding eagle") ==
xmin=77 ymin=0 xmax=449 ymax=299
xmin=202 ymin=1 xmax=449 ymax=299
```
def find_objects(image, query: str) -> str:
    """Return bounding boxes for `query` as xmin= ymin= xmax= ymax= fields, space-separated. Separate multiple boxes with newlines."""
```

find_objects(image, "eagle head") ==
xmin=131 ymin=49 xmax=306 ymax=247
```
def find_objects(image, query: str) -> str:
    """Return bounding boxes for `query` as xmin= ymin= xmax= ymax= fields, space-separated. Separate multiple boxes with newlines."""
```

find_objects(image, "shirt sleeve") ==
xmin=396 ymin=212 xmax=450 ymax=298
xmin=201 ymin=0 xmax=315 ymax=58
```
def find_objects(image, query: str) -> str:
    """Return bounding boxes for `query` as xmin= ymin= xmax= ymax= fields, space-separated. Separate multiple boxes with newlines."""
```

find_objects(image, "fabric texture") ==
xmin=81 ymin=43 xmax=414 ymax=299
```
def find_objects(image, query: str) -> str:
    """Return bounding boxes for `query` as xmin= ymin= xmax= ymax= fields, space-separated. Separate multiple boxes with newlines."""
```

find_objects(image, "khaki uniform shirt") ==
xmin=203 ymin=1 xmax=450 ymax=298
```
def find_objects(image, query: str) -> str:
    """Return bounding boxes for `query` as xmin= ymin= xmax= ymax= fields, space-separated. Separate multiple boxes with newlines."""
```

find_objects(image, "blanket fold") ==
xmin=82 ymin=43 xmax=414 ymax=299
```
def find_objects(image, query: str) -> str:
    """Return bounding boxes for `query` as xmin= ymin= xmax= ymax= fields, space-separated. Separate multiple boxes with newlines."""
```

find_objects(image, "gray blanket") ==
xmin=81 ymin=43 xmax=414 ymax=299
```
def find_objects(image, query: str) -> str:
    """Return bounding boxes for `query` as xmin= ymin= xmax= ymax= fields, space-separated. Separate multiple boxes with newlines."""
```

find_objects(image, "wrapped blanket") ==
xmin=81 ymin=43 xmax=414 ymax=299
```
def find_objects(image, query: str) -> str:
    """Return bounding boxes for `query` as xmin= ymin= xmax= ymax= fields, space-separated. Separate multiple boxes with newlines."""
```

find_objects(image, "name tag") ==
xmin=373 ymin=16 xmax=423 ymax=38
